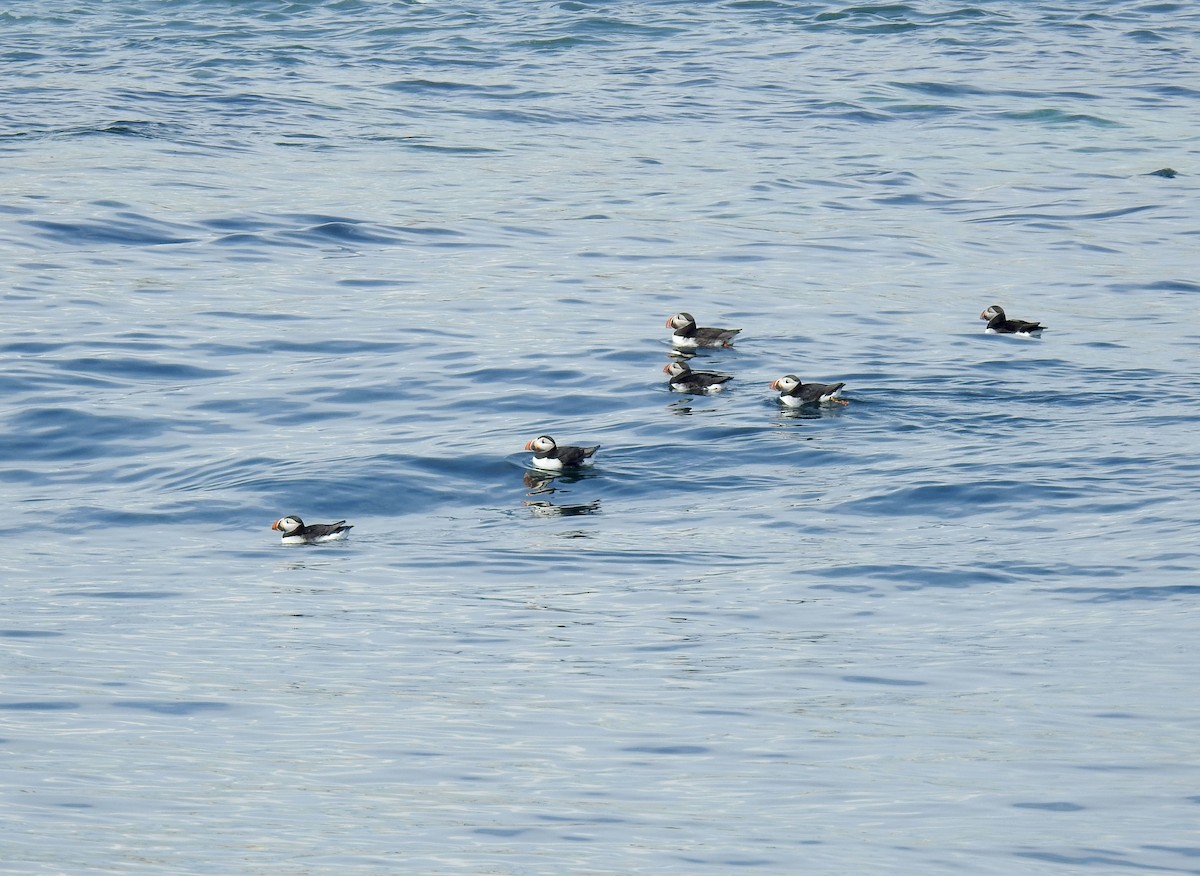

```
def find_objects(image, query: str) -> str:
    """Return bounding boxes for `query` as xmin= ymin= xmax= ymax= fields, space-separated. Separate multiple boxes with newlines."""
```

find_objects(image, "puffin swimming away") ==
xmin=980 ymin=305 xmax=1045 ymax=335
xmin=271 ymin=516 xmax=353 ymax=544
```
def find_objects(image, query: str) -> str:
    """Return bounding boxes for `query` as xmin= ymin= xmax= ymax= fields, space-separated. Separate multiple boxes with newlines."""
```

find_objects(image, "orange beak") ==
xmin=523 ymin=439 xmax=534 ymax=451
xmin=662 ymin=364 xmax=672 ymax=373
xmin=271 ymin=519 xmax=282 ymax=531
xmin=769 ymin=379 xmax=780 ymax=390
xmin=664 ymin=317 xmax=673 ymax=328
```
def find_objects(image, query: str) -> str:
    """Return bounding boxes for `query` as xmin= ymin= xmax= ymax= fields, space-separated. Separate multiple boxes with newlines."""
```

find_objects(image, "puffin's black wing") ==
xmin=303 ymin=521 xmax=352 ymax=538
xmin=695 ymin=327 xmax=741 ymax=344
xmin=557 ymin=445 xmax=599 ymax=466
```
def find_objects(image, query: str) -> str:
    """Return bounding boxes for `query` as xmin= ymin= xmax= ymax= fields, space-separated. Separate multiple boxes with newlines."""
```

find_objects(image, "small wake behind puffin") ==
xmin=272 ymin=516 xmax=353 ymax=544
xmin=980 ymin=305 xmax=1045 ymax=336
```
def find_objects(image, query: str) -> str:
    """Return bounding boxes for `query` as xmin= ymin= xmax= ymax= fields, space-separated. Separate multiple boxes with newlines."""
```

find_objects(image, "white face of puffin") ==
xmin=272 ymin=516 xmax=303 ymax=535
xmin=524 ymin=435 xmax=557 ymax=454
xmin=663 ymin=361 xmax=691 ymax=379
xmin=666 ymin=312 xmax=696 ymax=330
xmin=770 ymin=375 xmax=801 ymax=394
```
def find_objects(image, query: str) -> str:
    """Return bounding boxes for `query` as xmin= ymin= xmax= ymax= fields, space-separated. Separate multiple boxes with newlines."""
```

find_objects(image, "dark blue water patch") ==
xmin=969 ymin=204 xmax=1157 ymax=224
xmin=677 ymin=855 xmax=775 ymax=867
xmin=212 ymin=231 xmax=309 ymax=250
xmin=634 ymin=639 xmax=704 ymax=653
xmin=283 ymin=221 xmax=408 ymax=246
xmin=382 ymin=79 xmax=558 ymax=102
xmin=5 ymin=122 xmax=188 ymax=144
xmin=1142 ymin=845 xmax=1200 ymax=859
xmin=622 ymin=745 xmax=710 ymax=755
xmin=1014 ymin=851 xmax=1138 ymax=868
xmin=836 ymin=480 xmax=1084 ymax=518
xmin=0 ymin=206 xmax=44 ymax=228
xmin=77 ymin=121 xmax=187 ymax=140
xmin=336 ymin=278 xmax=411 ymax=289
xmin=567 ymin=16 xmax=684 ymax=38
xmin=111 ymin=700 xmax=231 ymax=716
xmin=199 ymin=457 xmax=479 ymax=520
xmin=0 ymin=407 xmax=178 ymax=461
xmin=308 ymin=384 xmax=418 ymax=407
xmin=842 ymin=675 xmax=925 ymax=687
xmin=808 ymin=583 xmax=879 ymax=595
xmin=1001 ymin=109 xmax=1120 ymax=126
xmin=366 ymin=136 xmax=502 ymax=155
xmin=52 ymin=357 xmax=230 ymax=382
xmin=0 ymin=701 xmax=79 ymax=711
xmin=260 ymin=338 xmax=414 ymax=355
xmin=160 ymin=455 xmax=298 ymax=494
xmin=1042 ymin=584 xmax=1200 ymax=602
xmin=1012 ymin=801 xmax=1086 ymax=812
xmin=1126 ymin=28 xmax=1169 ymax=43
xmin=890 ymin=80 xmax=986 ymax=98
xmin=191 ymin=397 xmax=310 ymax=417
xmin=881 ymin=102 xmax=965 ymax=119
xmin=0 ymin=630 xmax=63 ymax=638
xmin=197 ymin=311 xmax=306 ymax=325
xmin=1113 ymin=279 xmax=1200 ymax=294
xmin=811 ymin=563 xmax=1014 ymax=590
xmin=22 ymin=216 xmax=198 ymax=247
xmin=199 ymin=215 xmax=280 ymax=233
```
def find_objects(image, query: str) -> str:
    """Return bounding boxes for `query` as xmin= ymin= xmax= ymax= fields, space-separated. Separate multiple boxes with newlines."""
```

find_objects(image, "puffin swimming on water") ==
xmin=524 ymin=435 xmax=600 ymax=470
xmin=770 ymin=374 xmax=847 ymax=406
xmin=271 ymin=516 xmax=353 ymax=544
xmin=664 ymin=360 xmax=733 ymax=393
xmin=666 ymin=312 xmax=741 ymax=349
xmin=980 ymin=305 xmax=1045 ymax=335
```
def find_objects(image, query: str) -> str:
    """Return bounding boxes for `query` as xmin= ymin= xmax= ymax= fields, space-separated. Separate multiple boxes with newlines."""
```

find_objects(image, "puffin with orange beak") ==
xmin=770 ymin=375 xmax=847 ymax=407
xmin=524 ymin=435 xmax=599 ymax=471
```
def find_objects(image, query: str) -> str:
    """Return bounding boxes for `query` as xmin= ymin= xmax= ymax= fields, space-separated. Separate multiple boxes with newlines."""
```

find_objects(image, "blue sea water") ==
xmin=2 ymin=1 xmax=1199 ymax=873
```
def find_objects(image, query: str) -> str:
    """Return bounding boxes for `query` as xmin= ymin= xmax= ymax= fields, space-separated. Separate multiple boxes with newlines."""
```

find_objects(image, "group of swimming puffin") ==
xmin=272 ymin=304 xmax=1044 ymax=543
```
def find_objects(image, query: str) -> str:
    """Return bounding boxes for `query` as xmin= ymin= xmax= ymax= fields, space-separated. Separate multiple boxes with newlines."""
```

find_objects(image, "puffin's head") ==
xmin=524 ymin=435 xmax=557 ymax=453
xmin=272 ymin=516 xmax=304 ymax=534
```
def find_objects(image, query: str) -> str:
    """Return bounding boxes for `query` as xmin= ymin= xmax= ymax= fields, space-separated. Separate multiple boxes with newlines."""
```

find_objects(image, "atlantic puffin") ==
xmin=770 ymin=374 xmax=847 ymax=406
xmin=980 ymin=305 xmax=1045 ymax=335
xmin=271 ymin=516 xmax=353 ymax=544
xmin=664 ymin=360 xmax=733 ymax=393
xmin=666 ymin=312 xmax=741 ymax=349
xmin=524 ymin=435 xmax=599 ymax=470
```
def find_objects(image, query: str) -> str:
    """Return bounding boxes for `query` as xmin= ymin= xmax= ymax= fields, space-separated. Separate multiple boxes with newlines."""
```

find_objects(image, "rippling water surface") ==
xmin=3 ymin=2 xmax=1199 ymax=873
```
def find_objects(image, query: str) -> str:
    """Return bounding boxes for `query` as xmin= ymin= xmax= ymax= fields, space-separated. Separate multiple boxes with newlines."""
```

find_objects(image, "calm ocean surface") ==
xmin=3 ymin=1 xmax=1199 ymax=873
